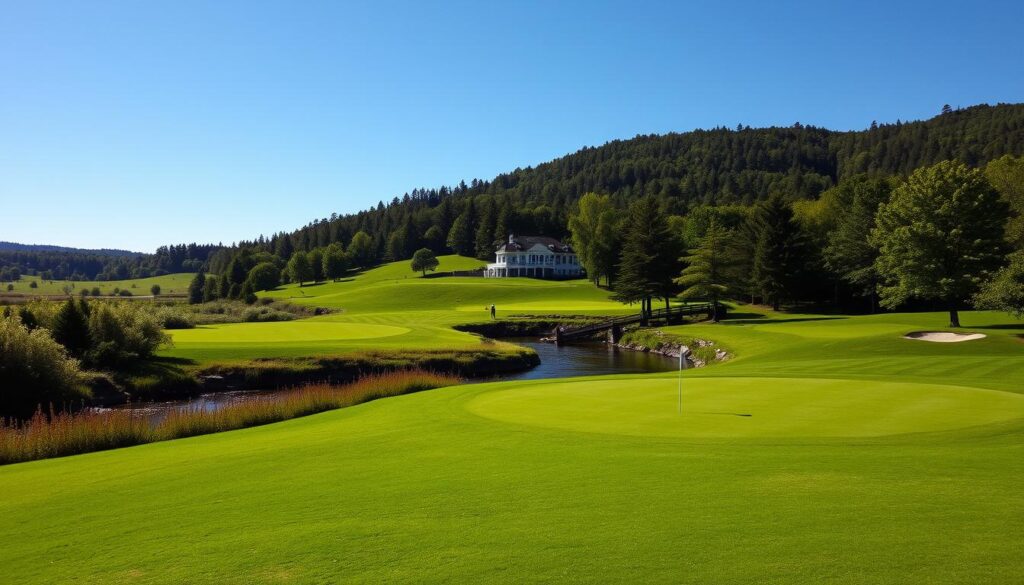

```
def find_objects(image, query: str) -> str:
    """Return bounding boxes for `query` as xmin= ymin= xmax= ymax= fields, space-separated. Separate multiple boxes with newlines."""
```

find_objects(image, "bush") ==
xmin=118 ymin=290 xmax=133 ymax=297
xmin=154 ymin=307 xmax=195 ymax=329
xmin=0 ymin=316 xmax=88 ymax=419
xmin=87 ymin=303 xmax=170 ymax=366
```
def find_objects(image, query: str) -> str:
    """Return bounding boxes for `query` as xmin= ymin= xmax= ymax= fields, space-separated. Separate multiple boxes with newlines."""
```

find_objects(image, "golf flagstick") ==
xmin=677 ymin=349 xmax=685 ymax=415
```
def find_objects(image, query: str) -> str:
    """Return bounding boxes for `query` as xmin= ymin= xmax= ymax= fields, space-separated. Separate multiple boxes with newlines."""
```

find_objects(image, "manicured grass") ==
xmin=5 ymin=272 xmax=195 ymax=296
xmin=2 ymin=308 xmax=1023 ymax=582
xmin=467 ymin=376 xmax=1024 ymax=438
xmin=164 ymin=256 xmax=630 ymax=363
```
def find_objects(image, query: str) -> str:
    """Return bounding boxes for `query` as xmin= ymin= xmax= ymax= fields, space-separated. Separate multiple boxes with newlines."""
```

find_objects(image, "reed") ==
xmin=0 ymin=370 xmax=459 ymax=465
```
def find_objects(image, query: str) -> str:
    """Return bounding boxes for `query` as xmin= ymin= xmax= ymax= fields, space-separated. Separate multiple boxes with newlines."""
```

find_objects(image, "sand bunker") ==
xmin=903 ymin=331 xmax=987 ymax=343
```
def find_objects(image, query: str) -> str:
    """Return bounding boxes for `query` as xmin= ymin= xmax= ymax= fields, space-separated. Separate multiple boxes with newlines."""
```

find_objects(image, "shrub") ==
xmin=118 ymin=290 xmax=133 ymax=297
xmin=87 ymin=303 xmax=170 ymax=365
xmin=29 ymin=281 xmax=37 ymax=289
xmin=154 ymin=307 xmax=195 ymax=329
xmin=0 ymin=316 xmax=88 ymax=419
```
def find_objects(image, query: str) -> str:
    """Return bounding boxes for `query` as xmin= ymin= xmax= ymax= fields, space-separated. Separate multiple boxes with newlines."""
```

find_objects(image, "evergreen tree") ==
xmin=203 ymin=275 xmax=219 ymax=302
xmin=218 ymin=271 xmax=230 ymax=299
xmin=51 ymin=298 xmax=91 ymax=357
xmin=475 ymin=201 xmax=497 ymax=259
xmin=872 ymin=161 xmax=1009 ymax=327
xmin=750 ymin=195 xmax=808 ymax=310
xmin=674 ymin=219 xmax=732 ymax=321
xmin=823 ymin=176 xmax=893 ymax=311
xmin=188 ymin=268 xmax=207 ymax=305
xmin=613 ymin=197 xmax=680 ymax=314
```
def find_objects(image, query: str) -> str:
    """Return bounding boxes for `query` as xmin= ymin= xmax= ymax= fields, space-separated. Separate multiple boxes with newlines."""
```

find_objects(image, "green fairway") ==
xmin=5 ymin=272 xmax=195 ymax=296
xmin=163 ymin=255 xmax=630 ymax=363
xmin=468 ymin=376 xmax=1024 ymax=438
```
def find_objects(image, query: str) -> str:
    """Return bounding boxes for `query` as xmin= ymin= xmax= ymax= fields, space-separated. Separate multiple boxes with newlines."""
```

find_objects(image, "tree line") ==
xmin=570 ymin=156 xmax=1024 ymax=327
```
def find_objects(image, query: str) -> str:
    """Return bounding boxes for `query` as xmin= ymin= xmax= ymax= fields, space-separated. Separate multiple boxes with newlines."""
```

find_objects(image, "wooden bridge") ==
xmin=551 ymin=302 xmax=719 ymax=344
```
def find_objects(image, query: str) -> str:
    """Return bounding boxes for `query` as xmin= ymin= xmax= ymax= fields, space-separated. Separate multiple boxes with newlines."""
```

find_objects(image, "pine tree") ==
xmin=51 ymin=299 xmax=91 ymax=357
xmin=750 ymin=195 xmax=807 ymax=310
xmin=823 ymin=176 xmax=893 ymax=311
xmin=675 ymin=219 xmax=732 ymax=321
xmin=613 ymin=197 xmax=680 ymax=314
xmin=188 ymin=268 xmax=206 ymax=305
xmin=475 ymin=201 xmax=497 ymax=259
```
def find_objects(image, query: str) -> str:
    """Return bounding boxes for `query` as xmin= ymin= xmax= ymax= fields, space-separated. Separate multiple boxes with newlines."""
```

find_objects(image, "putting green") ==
xmin=467 ymin=377 xmax=1024 ymax=438
xmin=169 ymin=321 xmax=410 ymax=343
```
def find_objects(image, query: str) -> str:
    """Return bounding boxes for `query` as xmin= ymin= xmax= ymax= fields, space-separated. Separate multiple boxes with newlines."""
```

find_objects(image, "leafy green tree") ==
xmin=823 ymin=176 xmax=893 ymax=311
xmin=985 ymin=154 xmax=1024 ymax=250
xmin=871 ymin=161 xmax=1009 ymax=327
xmin=675 ymin=219 xmax=732 ymax=321
xmin=150 ymin=284 xmax=161 ymax=296
xmin=188 ymin=268 xmax=207 ymax=304
xmin=410 ymin=248 xmax=439 ymax=276
xmin=446 ymin=211 xmax=474 ymax=257
xmin=750 ymin=195 xmax=808 ymax=310
xmin=568 ymin=193 xmax=619 ymax=286
xmin=218 ymin=271 xmax=230 ymax=299
xmin=287 ymin=252 xmax=312 ymax=286
xmin=0 ymin=315 xmax=87 ymax=419
xmin=974 ymin=252 xmax=1024 ymax=318
xmin=307 ymin=249 xmax=325 ymax=282
xmin=348 ymin=231 xmax=376 ymax=269
xmin=246 ymin=262 xmax=280 ymax=292
xmin=51 ymin=299 xmax=92 ymax=357
xmin=387 ymin=228 xmax=409 ymax=261
xmin=423 ymin=225 xmax=446 ymax=254
xmin=613 ymin=197 xmax=680 ymax=314
xmin=322 ymin=243 xmax=349 ymax=281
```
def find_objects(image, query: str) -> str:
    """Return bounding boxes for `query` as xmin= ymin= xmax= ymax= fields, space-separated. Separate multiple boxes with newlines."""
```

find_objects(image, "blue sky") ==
xmin=2 ymin=0 xmax=1022 ymax=251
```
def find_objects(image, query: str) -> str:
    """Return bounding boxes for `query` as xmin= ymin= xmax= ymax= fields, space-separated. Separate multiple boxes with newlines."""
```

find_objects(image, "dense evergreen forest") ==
xmin=3 ymin=103 xmax=1023 ymax=299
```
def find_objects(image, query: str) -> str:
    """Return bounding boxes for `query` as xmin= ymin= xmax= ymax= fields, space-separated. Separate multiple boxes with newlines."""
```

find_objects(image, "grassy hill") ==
xmin=162 ymin=256 xmax=630 ymax=363
xmin=2 ymin=303 xmax=1023 ymax=583
xmin=4 ymin=272 xmax=195 ymax=296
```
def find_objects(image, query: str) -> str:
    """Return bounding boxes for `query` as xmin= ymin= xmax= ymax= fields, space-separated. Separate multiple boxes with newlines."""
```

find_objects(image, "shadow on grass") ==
xmin=723 ymin=316 xmax=847 ymax=325
xmin=971 ymin=323 xmax=1024 ymax=330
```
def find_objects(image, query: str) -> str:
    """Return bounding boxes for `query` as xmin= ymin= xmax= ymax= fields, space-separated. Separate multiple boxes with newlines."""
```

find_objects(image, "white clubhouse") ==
xmin=484 ymin=234 xmax=582 ymax=279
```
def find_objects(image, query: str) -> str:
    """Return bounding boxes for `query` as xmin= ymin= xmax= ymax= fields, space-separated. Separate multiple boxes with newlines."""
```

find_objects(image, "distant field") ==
xmin=4 ymin=272 xmax=195 ymax=296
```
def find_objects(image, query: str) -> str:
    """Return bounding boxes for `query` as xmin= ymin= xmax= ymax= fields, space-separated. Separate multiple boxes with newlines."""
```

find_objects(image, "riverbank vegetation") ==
xmin=0 ymin=370 xmax=458 ymax=465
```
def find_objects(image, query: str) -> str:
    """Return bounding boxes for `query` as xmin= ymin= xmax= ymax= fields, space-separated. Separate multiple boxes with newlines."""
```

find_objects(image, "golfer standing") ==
xmin=490 ymin=304 xmax=496 ymax=320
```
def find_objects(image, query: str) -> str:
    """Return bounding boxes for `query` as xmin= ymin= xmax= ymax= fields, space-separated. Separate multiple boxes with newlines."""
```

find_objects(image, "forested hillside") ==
xmin=257 ymin=102 xmax=1024 ymax=265
xmin=4 ymin=103 xmax=1023 ymax=284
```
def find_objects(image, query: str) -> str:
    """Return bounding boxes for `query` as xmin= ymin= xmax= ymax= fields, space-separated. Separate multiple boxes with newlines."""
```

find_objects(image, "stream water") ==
xmin=101 ymin=338 xmax=677 ymax=422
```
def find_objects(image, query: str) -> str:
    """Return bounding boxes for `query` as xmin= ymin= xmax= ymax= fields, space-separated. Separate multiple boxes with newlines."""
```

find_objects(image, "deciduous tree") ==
xmin=872 ymin=161 xmax=1009 ymax=327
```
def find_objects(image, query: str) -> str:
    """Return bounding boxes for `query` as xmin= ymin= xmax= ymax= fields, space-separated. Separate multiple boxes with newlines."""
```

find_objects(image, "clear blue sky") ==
xmin=2 ymin=0 xmax=1022 ymax=252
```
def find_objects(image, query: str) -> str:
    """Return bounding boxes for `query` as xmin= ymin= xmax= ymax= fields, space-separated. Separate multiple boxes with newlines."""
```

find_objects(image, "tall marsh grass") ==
xmin=0 ymin=370 xmax=459 ymax=465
